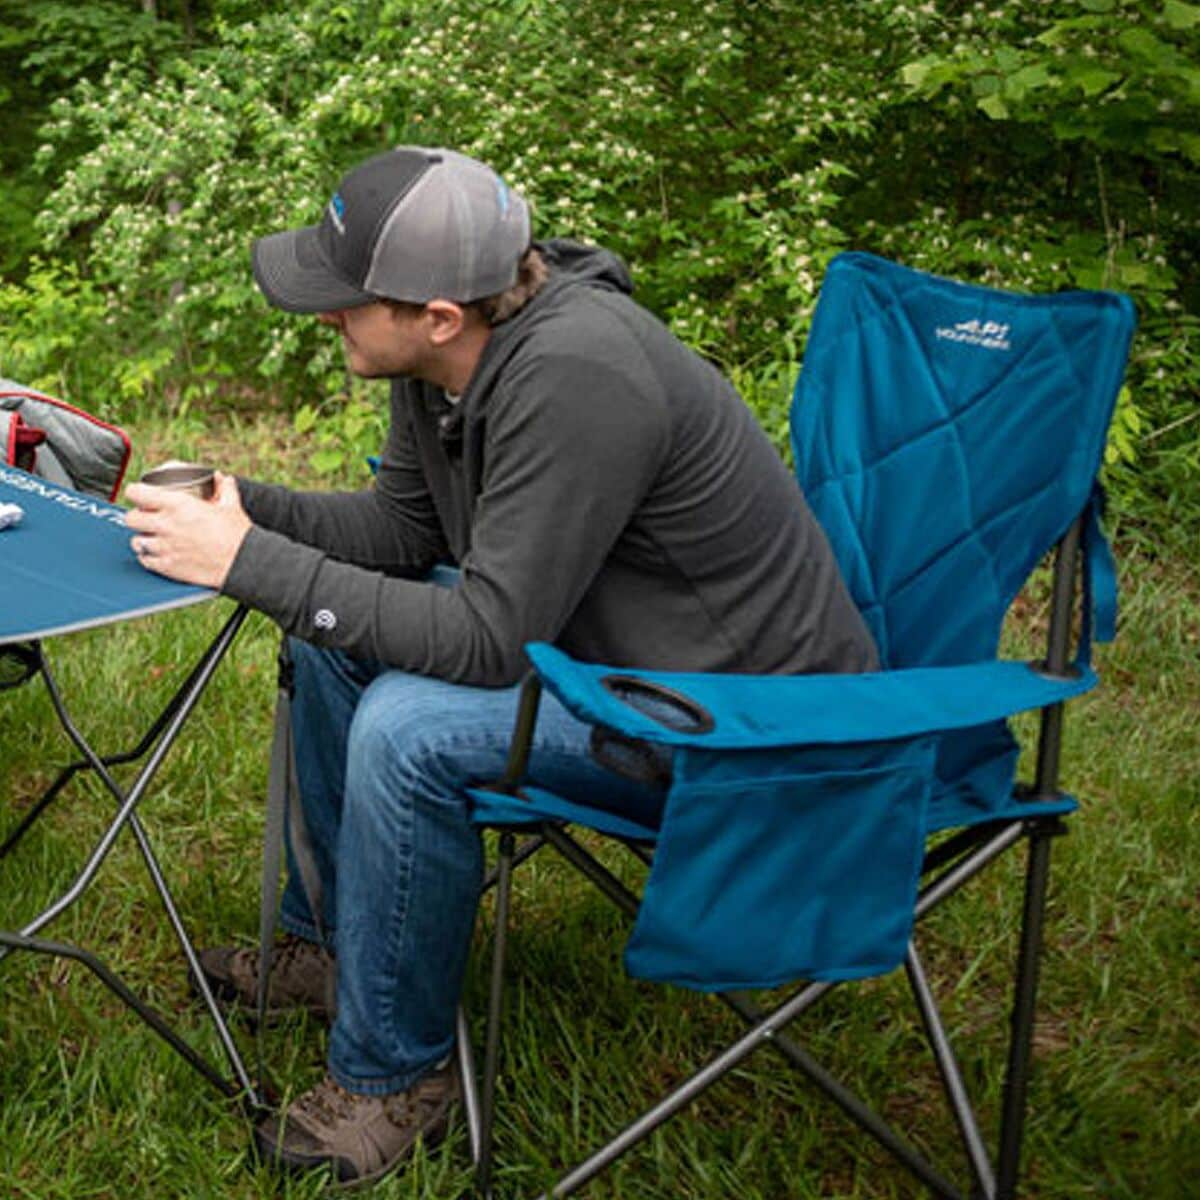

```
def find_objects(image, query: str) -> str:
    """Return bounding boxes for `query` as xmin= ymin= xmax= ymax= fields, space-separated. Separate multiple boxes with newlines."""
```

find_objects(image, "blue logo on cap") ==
xmin=494 ymin=180 xmax=510 ymax=216
xmin=328 ymin=191 xmax=346 ymax=235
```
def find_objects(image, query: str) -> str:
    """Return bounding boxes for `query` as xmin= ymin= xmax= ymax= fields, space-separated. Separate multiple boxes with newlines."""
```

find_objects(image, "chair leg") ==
xmin=539 ymin=981 xmax=969 ymax=1200
xmin=477 ymin=830 xmax=517 ymax=1200
xmin=996 ymin=822 xmax=1059 ymax=1200
xmin=906 ymin=944 xmax=996 ymax=1199
xmin=457 ymin=1005 xmax=483 ymax=1167
xmin=718 ymin=989 xmax=965 ymax=1200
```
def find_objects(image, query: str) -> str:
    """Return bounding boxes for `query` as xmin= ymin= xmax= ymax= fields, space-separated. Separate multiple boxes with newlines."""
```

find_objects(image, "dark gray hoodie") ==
xmin=223 ymin=241 xmax=877 ymax=685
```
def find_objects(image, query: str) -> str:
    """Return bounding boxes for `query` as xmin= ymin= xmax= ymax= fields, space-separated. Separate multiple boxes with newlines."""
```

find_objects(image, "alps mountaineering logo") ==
xmin=935 ymin=318 xmax=1012 ymax=351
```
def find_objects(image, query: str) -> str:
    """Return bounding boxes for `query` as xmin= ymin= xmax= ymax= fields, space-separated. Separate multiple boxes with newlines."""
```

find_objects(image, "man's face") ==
xmin=318 ymin=301 xmax=428 ymax=379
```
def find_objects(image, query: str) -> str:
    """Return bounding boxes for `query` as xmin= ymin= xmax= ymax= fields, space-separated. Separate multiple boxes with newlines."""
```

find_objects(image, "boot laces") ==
xmin=294 ymin=1075 xmax=359 ymax=1127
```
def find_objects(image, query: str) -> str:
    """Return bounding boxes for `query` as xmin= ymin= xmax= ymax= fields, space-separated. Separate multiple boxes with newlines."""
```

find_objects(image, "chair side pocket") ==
xmin=624 ymin=737 xmax=936 ymax=991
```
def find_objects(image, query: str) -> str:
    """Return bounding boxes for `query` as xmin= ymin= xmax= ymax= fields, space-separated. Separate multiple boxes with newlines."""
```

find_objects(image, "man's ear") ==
xmin=422 ymin=299 xmax=468 ymax=347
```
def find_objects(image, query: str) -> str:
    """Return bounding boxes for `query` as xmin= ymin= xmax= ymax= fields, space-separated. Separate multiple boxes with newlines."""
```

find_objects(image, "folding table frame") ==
xmin=0 ymin=603 xmax=265 ymax=1113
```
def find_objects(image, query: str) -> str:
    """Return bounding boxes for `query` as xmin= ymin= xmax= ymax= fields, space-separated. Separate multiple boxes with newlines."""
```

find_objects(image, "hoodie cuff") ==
xmin=221 ymin=524 xmax=322 ymax=633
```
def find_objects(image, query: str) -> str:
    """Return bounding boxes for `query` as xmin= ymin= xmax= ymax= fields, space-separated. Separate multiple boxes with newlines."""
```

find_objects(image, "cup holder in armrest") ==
xmin=599 ymin=674 xmax=715 ymax=735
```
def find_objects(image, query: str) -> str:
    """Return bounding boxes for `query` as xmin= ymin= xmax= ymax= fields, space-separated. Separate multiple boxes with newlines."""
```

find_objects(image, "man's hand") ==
xmin=125 ymin=472 xmax=252 ymax=588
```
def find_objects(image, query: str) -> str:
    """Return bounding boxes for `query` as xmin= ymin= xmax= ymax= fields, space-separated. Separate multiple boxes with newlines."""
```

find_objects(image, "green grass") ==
xmin=2 ymin=415 xmax=1198 ymax=1198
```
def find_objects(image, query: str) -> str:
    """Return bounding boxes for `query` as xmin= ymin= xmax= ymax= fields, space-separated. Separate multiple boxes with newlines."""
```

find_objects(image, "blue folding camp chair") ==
xmin=467 ymin=251 xmax=1135 ymax=1198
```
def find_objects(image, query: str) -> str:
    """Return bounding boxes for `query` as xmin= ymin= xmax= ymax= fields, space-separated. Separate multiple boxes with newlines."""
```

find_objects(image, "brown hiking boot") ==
xmin=196 ymin=934 xmax=336 ymax=1021
xmin=253 ymin=1066 xmax=459 ymax=1188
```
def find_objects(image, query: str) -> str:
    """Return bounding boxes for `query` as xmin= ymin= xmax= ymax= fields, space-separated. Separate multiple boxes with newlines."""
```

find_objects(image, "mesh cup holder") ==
xmin=589 ymin=675 xmax=713 ymax=789
xmin=0 ymin=644 xmax=38 ymax=692
xmin=599 ymin=675 xmax=716 ymax=734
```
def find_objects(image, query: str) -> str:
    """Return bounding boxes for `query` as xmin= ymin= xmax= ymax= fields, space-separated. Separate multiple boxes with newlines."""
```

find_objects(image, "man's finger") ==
xmin=213 ymin=472 xmax=242 ymax=509
xmin=125 ymin=482 xmax=187 ymax=510
xmin=125 ymin=507 xmax=155 ymax=534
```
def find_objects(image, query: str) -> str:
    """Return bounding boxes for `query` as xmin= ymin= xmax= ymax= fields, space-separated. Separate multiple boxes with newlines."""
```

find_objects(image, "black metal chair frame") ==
xmin=464 ymin=516 xmax=1090 ymax=1200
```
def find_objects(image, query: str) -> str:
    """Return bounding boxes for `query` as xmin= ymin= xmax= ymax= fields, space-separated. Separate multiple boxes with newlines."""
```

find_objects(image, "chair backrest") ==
xmin=791 ymin=253 xmax=1135 ymax=822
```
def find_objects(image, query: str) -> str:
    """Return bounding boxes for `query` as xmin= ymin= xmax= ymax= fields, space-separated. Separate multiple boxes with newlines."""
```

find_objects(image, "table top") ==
xmin=0 ymin=465 xmax=213 ymax=645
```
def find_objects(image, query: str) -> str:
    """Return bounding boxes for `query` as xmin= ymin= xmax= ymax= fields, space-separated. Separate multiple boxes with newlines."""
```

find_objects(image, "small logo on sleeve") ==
xmin=313 ymin=608 xmax=338 ymax=631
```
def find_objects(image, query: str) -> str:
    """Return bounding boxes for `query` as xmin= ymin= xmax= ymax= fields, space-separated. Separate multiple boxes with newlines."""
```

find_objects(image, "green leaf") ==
xmin=900 ymin=61 xmax=931 ymax=89
xmin=311 ymin=448 xmax=345 ymax=474
xmin=978 ymin=93 xmax=1010 ymax=120
xmin=1116 ymin=263 xmax=1150 ymax=287
xmin=1164 ymin=1 xmax=1200 ymax=30
xmin=1117 ymin=27 xmax=1172 ymax=64
xmin=1073 ymin=265 xmax=1108 ymax=290
xmin=1005 ymin=63 xmax=1053 ymax=101
xmin=293 ymin=405 xmax=318 ymax=434
xmin=995 ymin=47 xmax=1022 ymax=74
xmin=1080 ymin=0 xmax=1115 ymax=10
xmin=1068 ymin=65 xmax=1121 ymax=97
xmin=1037 ymin=15 xmax=1110 ymax=46
xmin=1180 ymin=131 xmax=1200 ymax=162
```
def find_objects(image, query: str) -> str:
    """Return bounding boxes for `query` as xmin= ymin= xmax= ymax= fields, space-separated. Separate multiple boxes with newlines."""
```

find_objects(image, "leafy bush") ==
xmin=0 ymin=261 xmax=173 ymax=416
xmin=8 ymin=0 xmax=1199 ymax=536
xmin=890 ymin=0 xmax=1199 ymax=541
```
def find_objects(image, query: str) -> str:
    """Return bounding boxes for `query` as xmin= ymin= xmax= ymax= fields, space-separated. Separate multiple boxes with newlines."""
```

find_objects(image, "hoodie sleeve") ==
xmin=220 ymin=346 xmax=671 ymax=685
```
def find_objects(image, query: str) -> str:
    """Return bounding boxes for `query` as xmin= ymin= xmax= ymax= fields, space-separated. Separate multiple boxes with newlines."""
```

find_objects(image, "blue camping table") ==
xmin=0 ymin=465 xmax=261 ymax=1108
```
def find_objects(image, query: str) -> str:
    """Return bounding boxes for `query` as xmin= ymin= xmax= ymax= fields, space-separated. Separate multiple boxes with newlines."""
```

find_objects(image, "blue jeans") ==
xmin=281 ymin=638 xmax=666 ymax=1096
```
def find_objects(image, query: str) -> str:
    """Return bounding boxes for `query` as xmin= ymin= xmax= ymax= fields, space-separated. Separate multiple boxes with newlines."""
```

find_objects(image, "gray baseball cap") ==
xmin=252 ymin=147 xmax=531 ymax=312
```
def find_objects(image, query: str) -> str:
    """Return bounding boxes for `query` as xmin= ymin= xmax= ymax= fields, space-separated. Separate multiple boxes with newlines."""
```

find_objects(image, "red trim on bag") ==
xmin=0 ymin=389 xmax=133 ymax=500
xmin=13 ymin=420 xmax=47 ymax=473
xmin=4 ymin=408 xmax=18 ymax=467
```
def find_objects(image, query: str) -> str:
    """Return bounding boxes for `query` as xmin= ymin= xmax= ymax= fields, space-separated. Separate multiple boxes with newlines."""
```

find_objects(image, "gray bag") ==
xmin=1 ymin=379 xmax=131 ymax=499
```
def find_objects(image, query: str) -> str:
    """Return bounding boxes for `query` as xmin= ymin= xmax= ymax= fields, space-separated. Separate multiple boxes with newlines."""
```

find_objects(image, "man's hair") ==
xmin=380 ymin=247 xmax=549 ymax=326
xmin=472 ymin=246 xmax=549 ymax=325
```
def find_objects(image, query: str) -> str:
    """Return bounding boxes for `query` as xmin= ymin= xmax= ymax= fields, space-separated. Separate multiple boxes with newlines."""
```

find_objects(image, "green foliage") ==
xmin=293 ymin=385 xmax=388 ymax=482
xmin=0 ymin=261 xmax=172 ymax=415
xmin=0 ymin=1 xmax=279 ymax=276
xmin=0 ymin=0 xmax=1196 ymax=537
xmin=902 ymin=0 xmax=1200 ymax=161
xmin=8 ymin=2 xmax=182 ymax=88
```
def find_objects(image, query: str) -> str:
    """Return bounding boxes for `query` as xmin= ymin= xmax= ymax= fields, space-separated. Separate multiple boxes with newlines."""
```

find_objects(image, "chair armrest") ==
xmin=523 ymin=642 xmax=1097 ymax=750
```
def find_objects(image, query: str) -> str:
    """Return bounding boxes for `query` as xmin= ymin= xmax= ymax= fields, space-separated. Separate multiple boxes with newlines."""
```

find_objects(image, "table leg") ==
xmin=1 ymin=604 xmax=265 ymax=1110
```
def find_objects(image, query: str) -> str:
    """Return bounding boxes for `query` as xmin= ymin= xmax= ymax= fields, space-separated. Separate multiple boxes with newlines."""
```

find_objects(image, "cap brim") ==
xmin=251 ymin=225 xmax=376 ymax=313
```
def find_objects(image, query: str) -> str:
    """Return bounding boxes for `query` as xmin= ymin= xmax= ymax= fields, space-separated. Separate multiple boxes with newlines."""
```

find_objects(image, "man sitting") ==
xmin=125 ymin=145 xmax=877 ymax=1187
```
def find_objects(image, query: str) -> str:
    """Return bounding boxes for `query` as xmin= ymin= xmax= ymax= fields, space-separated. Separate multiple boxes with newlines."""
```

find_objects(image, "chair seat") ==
xmin=471 ymin=776 xmax=1077 ymax=844
xmin=469 ymin=783 xmax=659 ymax=842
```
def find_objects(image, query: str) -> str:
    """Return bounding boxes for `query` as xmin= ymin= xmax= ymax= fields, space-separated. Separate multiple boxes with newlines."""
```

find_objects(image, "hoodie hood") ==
xmin=458 ymin=239 xmax=635 ymax=410
xmin=535 ymin=238 xmax=634 ymax=296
